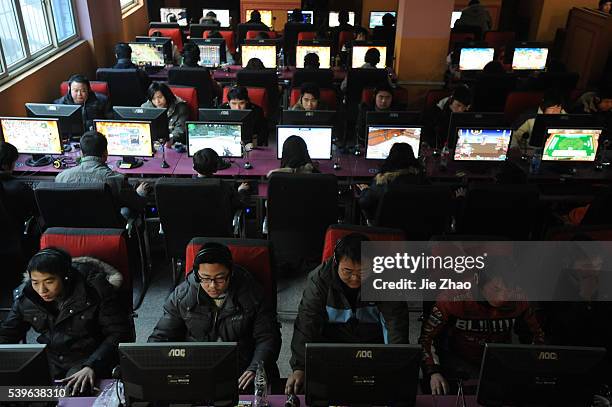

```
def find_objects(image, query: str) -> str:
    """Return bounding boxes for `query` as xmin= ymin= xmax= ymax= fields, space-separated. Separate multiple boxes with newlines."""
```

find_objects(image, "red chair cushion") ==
xmin=205 ymin=30 xmax=236 ymax=54
xmin=484 ymin=31 xmax=516 ymax=50
xmin=321 ymin=224 xmax=406 ymax=262
xmin=148 ymin=28 xmax=183 ymax=52
xmin=503 ymin=91 xmax=544 ymax=124
xmin=223 ymin=86 xmax=269 ymax=118
xmin=169 ymin=85 xmax=198 ymax=121
xmin=60 ymin=81 xmax=109 ymax=98
xmin=289 ymin=88 xmax=337 ymax=109
xmin=338 ymin=31 xmax=354 ymax=51
xmin=297 ymin=32 xmax=316 ymax=42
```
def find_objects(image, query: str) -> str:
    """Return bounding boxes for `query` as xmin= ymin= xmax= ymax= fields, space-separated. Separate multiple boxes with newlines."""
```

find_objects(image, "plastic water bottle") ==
xmin=530 ymin=148 xmax=542 ymax=175
xmin=253 ymin=361 xmax=269 ymax=407
xmin=277 ymin=49 xmax=285 ymax=74
xmin=440 ymin=142 xmax=450 ymax=169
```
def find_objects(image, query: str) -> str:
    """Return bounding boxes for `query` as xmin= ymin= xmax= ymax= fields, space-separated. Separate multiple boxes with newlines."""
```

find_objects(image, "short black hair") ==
xmin=227 ymin=86 xmax=250 ymax=102
xmin=374 ymin=83 xmax=394 ymax=98
xmin=194 ymin=242 xmax=233 ymax=272
xmin=334 ymin=233 xmax=371 ymax=263
xmin=80 ymin=131 xmax=107 ymax=157
xmin=245 ymin=57 xmax=266 ymax=70
xmin=483 ymin=60 xmax=505 ymax=74
xmin=382 ymin=13 xmax=395 ymax=27
xmin=250 ymin=10 xmax=261 ymax=22
xmin=451 ymin=85 xmax=473 ymax=106
xmin=354 ymin=26 xmax=368 ymax=38
xmin=303 ymin=52 xmax=320 ymax=68
xmin=68 ymin=74 xmax=91 ymax=91
xmin=338 ymin=10 xmax=349 ymax=23
xmin=364 ymin=47 xmax=381 ymax=65
xmin=206 ymin=11 xmax=217 ymax=18
xmin=0 ymin=141 xmax=18 ymax=171
xmin=192 ymin=148 xmax=219 ymax=175
xmin=114 ymin=42 xmax=132 ymax=59
xmin=300 ymin=82 xmax=320 ymax=99
xmin=27 ymin=247 xmax=72 ymax=278
xmin=167 ymin=13 xmax=177 ymax=22
xmin=182 ymin=42 xmax=201 ymax=66
xmin=540 ymin=88 xmax=565 ymax=110
xmin=150 ymin=30 xmax=162 ymax=37
xmin=147 ymin=82 xmax=177 ymax=105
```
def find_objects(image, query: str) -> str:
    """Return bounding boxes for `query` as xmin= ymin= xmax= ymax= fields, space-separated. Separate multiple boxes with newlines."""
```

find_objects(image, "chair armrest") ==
xmin=233 ymin=209 xmax=245 ymax=238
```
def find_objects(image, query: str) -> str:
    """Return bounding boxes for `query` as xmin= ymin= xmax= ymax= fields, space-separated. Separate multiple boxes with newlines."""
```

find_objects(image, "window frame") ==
xmin=119 ymin=0 xmax=138 ymax=13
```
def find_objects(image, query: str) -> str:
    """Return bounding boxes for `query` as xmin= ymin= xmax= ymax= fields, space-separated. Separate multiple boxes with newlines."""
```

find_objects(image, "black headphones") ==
xmin=28 ymin=247 xmax=73 ymax=281
xmin=53 ymin=157 xmax=77 ymax=169
xmin=67 ymin=74 xmax=91 ymax=94
xmin=192 ymin=244 xmax=233 ymax=282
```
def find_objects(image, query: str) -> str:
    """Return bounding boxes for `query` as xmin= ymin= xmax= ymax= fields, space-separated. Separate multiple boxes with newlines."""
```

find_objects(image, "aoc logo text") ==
xmin=168 ymin=348 xmax=186 ymax=358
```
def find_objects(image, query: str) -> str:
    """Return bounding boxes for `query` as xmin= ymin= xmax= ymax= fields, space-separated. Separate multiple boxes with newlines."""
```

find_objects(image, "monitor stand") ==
xmin=117 ymin=156 xmax=144 ymax=169
xmin=25 ymin=154 xmax=53 ymax=167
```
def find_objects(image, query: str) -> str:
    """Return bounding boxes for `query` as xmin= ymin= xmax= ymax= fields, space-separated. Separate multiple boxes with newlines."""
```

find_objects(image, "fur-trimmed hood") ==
xmin=374 ymin=168 xmax=422 ymax=185
xmin=22 ymin=256 xmax=123 ymax=289
xmin=267 ymin=162 xmax=316 ymax=178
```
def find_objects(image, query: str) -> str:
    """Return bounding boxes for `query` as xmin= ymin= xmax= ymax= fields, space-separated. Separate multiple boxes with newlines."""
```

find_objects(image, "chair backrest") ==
xmin=245 ymin=30 xmax=278 ymax=40
xmin=449 ymin=32 xmax=476 ymax=52
xmin=237 ymin=23 xmax=270 ymax=44
xmin=190 ymin=24 xmax=221 ymax=39
xmin=60 ymin=81 xmax=109 ymax=99
xmin=345 ymin=68 xmax=390 ymax=107
xmin=291 ymin=69 xmax=334 ymax=88
xmin=504 ymin=91 xmax=544 ymax=124
xmin=236 ymin=70 xmax=278 ymax=114
xmin=472 ymin=73 xmax=518 ymax=112
xmin=321 ymin=224 xmax=406 ymax=262
xmin=168 ymin=67 xmax=214 ymax=108
xmin=148 ymin=27 xmax=183 ymax=51
xmin=529 ymin=72 xmax=579 ymax=95
xmin=338 ymin=30 xmax=354 ymax=51
xmin=297 ymin=31 xmax=317 ymax=42
xmin=168 ymin=85 xmax=198 ymax=120
xmin=185 ymin=237 xmax=276 ymax=309
xmin=224 ymin=85 xmax=270 ymax=118
xmin=289 ymin=87 xmax=337 ymax=110
xmin=425 ymin=89 xmax=453 ymax=110
xmin=205 ymin=30 xmax=236 ymax=54
xmin=483 ymin=31 xmax=516 ymax=50
xmin=376 ymin=185 xmax=454 ymax=240
xmin=154 ymin=178 xmax=234 ymax=260
xmin=34 ymin=182 xmax=125 ymax=229
xmin=95 ymin=68 xmax=147 ymax=107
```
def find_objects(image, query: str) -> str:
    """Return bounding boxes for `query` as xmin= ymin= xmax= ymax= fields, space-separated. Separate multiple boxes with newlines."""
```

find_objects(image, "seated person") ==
xmin=482 ymin=60 xmax=506 ymax=74
xmin=148 ymin=242 xmax=281 ymax=390
xmin=150 ymin=30 xmax=180 ymax=65
xmin=290 ymin=82 xmax=330 ymax=111
xmin=113 ymin=42 xmax=137 ymax=69
xmin=0 ymin=141 xmax=36 ymax=236
xmin=245 ymin=10 xmax=270 ymax=30
xmin=141 ymin=82 xmax=189 ymax=145
xmin=244 ymin=57 xmax=266 ymax=70
xmin=455 ymin=0 xmax=492 ymax=33
xmin=54 ymin=74 xmax=111 ymax=131
xmin=199 ymin=10 xmax=221 ymax=26
xmin=267 ymin=135 xmax=318 ymax=177
xmin=419 ymin=258 xmax=544 ymax=395
xmin=342 ymin=26 xmax=368 ymax=53
xmin=255 ymin=31 xmax=270 ymax=40
xmin=357 ymin=143 xmax=428 ymax=221
xmin=180 ymin=41 xmax=223 ymax=99
xmin=0 ymin=248 xmax=132 ymax=394
xmin=55 ymin=131 xmax=149 ymax=214
xmin=331 ymin=10 xmax=354 ymax=39
xmin=572 ymin=87 xmax=612 ymax=140
xmin=219 ymin=86 xmax=267 ymax=148
xmin=422 ymin=85 xmax=472 ymax=150
xmin=355 ymin=83 xmax=401 ymax=146
xmin=303 ymin=52 xmax=320 ymax=70
xmin=598 ymin=0 xmax=612 ymax=13
xmin=373 ymin=13 xmax=396 ymax=65
xmin=207 ymin=30 xmax=235 ymax=65
xmin=340 ymin=48 xmax=385 ymax=92
xmin=285 ymin=233 xmax=410 ymax=394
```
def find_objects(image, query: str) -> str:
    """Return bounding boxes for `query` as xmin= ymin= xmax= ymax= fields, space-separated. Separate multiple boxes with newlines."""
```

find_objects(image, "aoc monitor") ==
xmin=448 ymin=112 xmax=505 ymax=147
xmin=369 ymin=11 xmax=396 ymax=28
xmin=241 ymin=44 xmax=277 ymax=68
xmin=160 ymin=7 xmax=188 ymax=26
xmin=276 ymin=125 xmax=333 ymax=160
xmin=0 ymin=344 xmax=51 ymax=386
xmin=366 ymin=125 xmax=422 ymax=160
xmin=134 ymin=36 xmax=172 ymax=63
xmin=296 ymin=44 xmax=331 ymax=69
xmin=129 ymin=42 xmax=165 ymax=68
xmin=351 ymin=43 xmax=387 ymax=68
xmin=453 ymin=127 xmax=513 ymax=161
xmin=459 ymin=47 xmax=495 ymax=71
xmin=542 ymin=128 xmax=602 ymax=163
xmin=0 ymin=117 xmax=62 ymax=167
xmin=512 ymin=46 xmax=549 ymax=71
xmin=25 ymin=103 xmax=83 ymax=140
xmin=281 ymin=110 xmax=336 ymax=127
xmin=186 ymin=121 xmax=243 ymax=158
xmin=530 ymin=114 xmax=597 ymax=147
xmin=94 ymin=120 xmax=154 ymax=169
xmin=112 ymin=106 xmax=169 ymax=142
xmin=191 ymin=38 xmax=225 ymax=67
xmin=329 ymin=11 xmax=356 ymax=27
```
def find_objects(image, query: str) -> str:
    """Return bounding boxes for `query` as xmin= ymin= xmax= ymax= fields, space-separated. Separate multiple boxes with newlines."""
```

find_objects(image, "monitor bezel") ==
xmin=541 ymin=126 xmax=603 ymax=163
xmin=186 ymin=120 xmax=244 ymax=158
xmin=93 ymin=119 xmax=155 ymax=158
xmin=0 ymin=116 xmax=63 ymax=155
xmin=365 ymin=124 xmax=423 ymax=160
xmin=276 ymin=124 xmax=334 ymax=160
xmin=452 ymin=126 xmax=514 ymax=162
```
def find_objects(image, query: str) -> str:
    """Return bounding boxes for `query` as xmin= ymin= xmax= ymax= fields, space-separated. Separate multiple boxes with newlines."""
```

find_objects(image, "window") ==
xmin=120 ymin=0 xmax=137 ymax=11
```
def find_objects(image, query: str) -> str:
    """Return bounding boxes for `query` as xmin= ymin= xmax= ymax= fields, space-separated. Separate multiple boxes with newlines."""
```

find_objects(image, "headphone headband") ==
xmin=28 ymin=248 xmax=72 ymax=279
xmin=192 ymin=244 xmax=233 ymax=282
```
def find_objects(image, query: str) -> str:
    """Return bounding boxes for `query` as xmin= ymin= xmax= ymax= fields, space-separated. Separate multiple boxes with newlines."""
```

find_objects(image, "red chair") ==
xmin=424 ymin=89 xmax=453 ymax=110
xmin=245 ymin=30 xmax=277 ymax=40
xmin=361 ymin=87 xmax=409 ymax=106
xmin=222 ymin=86 xmax=269 ymax=118
xmin=148 ymin=28 xmax=183 ymax=52
xmin=185 ymin=237 xmax=276 ymax=309
xmin=204 ymin=30 xmax=236 ymax=55
xmin=297 ymin=31 xmax=316 ymax=42
xmin=321 ymin=224 xmax=406 ymax=263
xmin=338 ymin=31 xmax=354 ymax=51
xmin=503 ymin=91 xmax=544 ymax=124
xmin=60 ymin=81 xmax=109 ymax=98
xmin=449 ymin=32 xmax=475 ymax=52
xmin=169 ymin=85 xmax=198 ymax=121
xmin=289 ymin=87 xmax=338 ymax=110
xmin=484 ymin=31 xmax=516 ymax=51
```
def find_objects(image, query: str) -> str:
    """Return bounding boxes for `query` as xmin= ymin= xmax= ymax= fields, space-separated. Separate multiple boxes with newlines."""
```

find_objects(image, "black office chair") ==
xmin=0 ymin=190 xmax=24 ymax=312
xmin=291 ymin=68 xmax=334 ymax=88
xmin=168 ymin=67 xmax=216 ymax=108
xmin=472 ymin=73 xmax=518 ymax=113
xmin=267 ymin=173 xmax=338 ymax=275
xmin=95 ymin=68 xmax=148 ymax=107
xmin=529 ymin=72 xmax=580 ymax=97
xmin=236 ymin=69 xmax=280 ymax=116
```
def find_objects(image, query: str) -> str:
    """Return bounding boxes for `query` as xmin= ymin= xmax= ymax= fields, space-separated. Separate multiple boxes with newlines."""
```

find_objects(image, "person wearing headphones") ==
xmin=54 ymin=74 xmax=112 ymax=131
xmin=289 ymin=82 xmax=329 ymax=111
xmin=148 ymin=242 xmax=281 ymax=391
xmin=285 ymin=233 xmax=410 ymax=395
xmin=0 ymin=248 xmax=132 ymax=396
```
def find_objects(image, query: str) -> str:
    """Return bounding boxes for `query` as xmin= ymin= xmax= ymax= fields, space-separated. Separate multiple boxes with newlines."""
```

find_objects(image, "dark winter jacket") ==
xmin=218 ymin=102 xmax=267 ymax=145
xmin=422 ymin=96 xmax=453 ymax=150
xmin=142 ymin=97 xmax=190 ymax=143
xmin=54 ymin=92 xmax=111 ymax=131
xmin=455 ymin=4 xmax=492 ymax=33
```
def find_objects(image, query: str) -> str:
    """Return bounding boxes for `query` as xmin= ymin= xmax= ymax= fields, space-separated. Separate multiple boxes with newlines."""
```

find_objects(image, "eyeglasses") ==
xmin=339 ymin=268 xmax=362 ymax=279
xmin=199 ymin=274 xmax=229 ymax=285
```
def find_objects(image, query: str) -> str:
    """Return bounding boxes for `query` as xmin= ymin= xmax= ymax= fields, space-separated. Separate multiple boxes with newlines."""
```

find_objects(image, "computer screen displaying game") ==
xmin=197 ymin=44 xmax=222 ymax=67
xmin=459 ymin=47 xmax=495 ymax=71
xmin=296 ymin=45 xmax=331 ymax=68
xmin=241 ymin=45 xmax=277 ymax=68
xmin=366 ymin=126 xmax=422 ymax=160
xmin=0 ymin=117 xmax=62 ymax=155
xmin=451 ymin=11 xmax=462 ymax=28
xmin=160 ymin=8 xmax=188 ymax=26
xmin=246 ymin=10 xmax=273 ymax=27
xmin=512 ymin=47 xmax=548 ymax=71
xmin=351 ymin=45 xmax=387 ymax=68
xmin=287 ymin=10 xmax=313 ymax=23
xmin=369 ymin=11 xmax=396 ymax=28
xmin=454 ymin=128 xmax=512 ymax=161
xmin=277 ymin=126 xmax=333 ymax=160
xmin=94 ymin=121 xmax=154 ymax=157
xmin=129 ymin=42 xmax=165 ymax=67
xmin=542 ymin=128 xmax=602 ymax=162
xmin=202 ymin=9 xmax=230 ymax=27
xmin=329 ymin=11 xmax=355 ymax=27
xmin=187 ymin=122 xmax=243 ymax=158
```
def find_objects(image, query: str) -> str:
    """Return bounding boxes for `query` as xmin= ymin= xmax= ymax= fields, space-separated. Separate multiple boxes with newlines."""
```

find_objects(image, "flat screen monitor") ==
xmin=25 ymin=103 xmax=83 ymax=140
xmin=530 ymin=114 xmax=596 ymax=147
xmin=296 ymin=45 xmax=331 ymax=68
xmin=129 ymin=42 xmax=165 ymax=68
xmin=134 ymin=36 xmax=172 ymax=62
xmin=0 ymin=117 xmax=62 ymax=167
xmin=281 ymin=110 xmax=336 ymax=126
xmin=329 ymin=11 xmax=356 ymax=27
xmin=276 ymin=125 xmax=333 ymax=160
xmin=477 ymin=344 xmax=606 ymax=407
xmin=191 ymin=38 xmax=224 ymax=67
xmin=287 ymin=10 xmax=314 ymax=24
xmin=202 ymin=9 xmax=230 ymax=27
xmin=366 ymin=111 xmax=421 ymax=126
xmin=451 ymin=11 xmax=462 ymax=28
xmin=187 ymin=121 xmax=243 ymax=158
xmin=369 ymin=11 xmax=396 ymax=28
xmin=198 ymin=108 xmax=254 ymax=143
xmin=542 ymin=128 xmax=602 ymax=162
xmin=246 ymin=10 xmax=273 ymax=27
xmin=241 ymin=45 xmax=277 ymax=68
xmin=305 ymin=344 xmax=420 ymax=406
xmin=0 ymin=344 xmax=51 ymax=386
xmin=512 ymin=47 xmax=549 ymax=71
xmin=120 ymin=342 xmax=238 ymax=406
xmin=366 ymin=126 xmax=422 ymax=159
xmin=94 ymin=120 xmax=154 ymax=169
xmin=160 ymin=7 xmax=188 ymax=26
xmin=459 ymin=47 xmax=495 ymax=71
xmin=351 ymin=45 xmax=387 ymax=68
xmin=113 ymin=106 xmax=169 ymax=142
xmin=453 ymin=128 xmax=512 ymax=161
xmin=448 ymin=112 xmax=505 ymax=147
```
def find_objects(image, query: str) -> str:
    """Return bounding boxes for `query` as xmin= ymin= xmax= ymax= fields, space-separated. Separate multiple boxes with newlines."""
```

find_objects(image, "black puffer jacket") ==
xmin=148 ymin=266 xmax=281 ymax=375
xmin=54 ymin=92 xmax=112 ymax=131
xmin=0 ymin=257 xmax=132 ymax=379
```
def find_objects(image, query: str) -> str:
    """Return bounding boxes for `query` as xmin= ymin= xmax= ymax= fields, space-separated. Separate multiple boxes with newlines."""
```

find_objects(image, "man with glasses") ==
xmin=285 ymin=233 xmax=410 ymax=395
xmin=148 ymin=242 xmax=281 ymax=391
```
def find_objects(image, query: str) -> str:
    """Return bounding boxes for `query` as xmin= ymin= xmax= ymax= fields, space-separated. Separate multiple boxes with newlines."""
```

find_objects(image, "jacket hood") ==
xmin=267 ymin=163 xmax=315 ymax=178
xmin=374 ymin=168 xmax=422 ymax=185
xmin=437 ymin=96 xmax=451 ymax=110
xmin=23 ymin=256 xmax=123 ymax=289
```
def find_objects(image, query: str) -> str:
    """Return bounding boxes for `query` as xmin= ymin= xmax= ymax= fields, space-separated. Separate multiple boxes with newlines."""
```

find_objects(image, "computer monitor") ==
xmin=198 ymin=108 xmax=254 ymax=143
xmin=451 ymin=11 xmax=462 ymax=28
xmin=25 ymin=103 xmax=84 ymax=140
xmin=351 ymin=44 xmax=387 ymax=68
xmin=191 ymin=38 xmax=225 ymax=67
xmin=129 ymin=42 xmax=166 ymax=68
xmin=160 ymin=7 xmax=188 ymax=26
xmin=542 ymin=128 xmax=602 ymax=163
xmin=512 ymin=46 xmax=549 ymax=71
xmin=448 ymin=112 xmax=505 ymax=147
xmin=112 ymin=106 xmax=169 ymax=142
xmin=276 ymin=125 xmax=333 ymax=160
xmin=453 ymin=128 xmax=513 ymax=161
xmin=366 ymin=126 xmax=422 ymax=160
xmin=329 ymin=11 xmax=356 ymax=27
xmin=120 ymin=342 xmax=238 ymax=406
xmin=369 ymin=11 xmax=396 ymax=28
xmin=477 ymin=344 xmax=606 ymax=407
xmin=186 ymin=121 xmax=243 ymax=158
xmin=366 ymin=111 xmax=421 ymax=126
xmin=459 ymin=47 xmax=495 ymax=71
xmin=281 ymin=110 xmax=336 ymax=126
xmin=246 ymin=10 xmax=273 ymax=27
xmin=0 ymin=344 xmax=51 ymax=386
xmin=134 ymin=36 xmax=173 ymax=63
xmin=530 ymin=114 xmax=596 ymax=147
xmin=287 ymin=10 xmax=314 ymax=23
xmin=296 ymin=44 xmax=331 ymax=68
xmin=202 ymin=9 xmax=230 ymax=27
xmin=305 ymin=344 xmax=420 ymax=406
xmin=241 ymin=45 xmax=277 ymax=68
xmin=0 ymin=117 xmax=62 ymax=167
xmin=94 ymin=120 xmax=154 ymax=169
